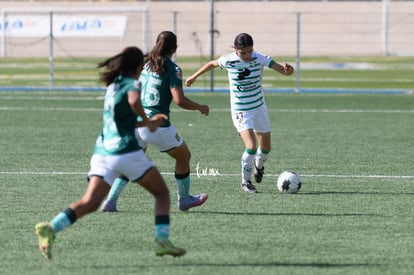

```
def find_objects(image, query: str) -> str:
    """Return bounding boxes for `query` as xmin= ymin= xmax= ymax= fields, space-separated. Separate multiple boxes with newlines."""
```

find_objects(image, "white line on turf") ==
xmin=0 ymin=171 xmax=413 ymax=179
xmin=1 ymin=106 xmax=414 ymax=114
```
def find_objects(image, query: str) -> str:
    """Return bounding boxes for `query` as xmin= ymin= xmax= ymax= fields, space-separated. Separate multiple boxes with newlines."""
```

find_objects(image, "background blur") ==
xmin=0 ymin=0 xmax=412 ymax=91
xmin=0 ymin=0 xmax=413 ymax=58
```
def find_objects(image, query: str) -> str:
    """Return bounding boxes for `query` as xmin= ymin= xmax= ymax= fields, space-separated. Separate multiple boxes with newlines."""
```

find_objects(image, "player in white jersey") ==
xmin=186 ymin=33 xmax=294 ymax=193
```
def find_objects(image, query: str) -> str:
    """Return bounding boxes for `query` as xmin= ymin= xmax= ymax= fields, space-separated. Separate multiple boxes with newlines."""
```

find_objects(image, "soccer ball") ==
xmin=277 ymin=171 xmax=302 ymax=194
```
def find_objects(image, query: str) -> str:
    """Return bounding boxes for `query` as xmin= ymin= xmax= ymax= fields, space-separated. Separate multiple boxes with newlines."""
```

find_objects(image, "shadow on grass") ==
xmin=302 ymin=191 xmax=414 ymax=196
xmin=169 ymin=262 xmax=379 ymax=268
xmin=76 ymin=261 xmax=380 ymax=270
xmin=193 ymin=210 xmax=382 ymax=217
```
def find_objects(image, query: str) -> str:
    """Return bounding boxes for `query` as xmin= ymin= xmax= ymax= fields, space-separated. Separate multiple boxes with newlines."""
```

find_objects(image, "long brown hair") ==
xmin=145 ymin=31 xmax=177 ymax=75
xmin=97 ymin=46 xmax=144 ymax=86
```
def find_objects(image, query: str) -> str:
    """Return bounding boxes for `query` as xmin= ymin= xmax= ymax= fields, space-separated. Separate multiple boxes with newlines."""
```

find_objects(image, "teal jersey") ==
xmin=93 ymin=75 xmax=141 ymax=155
xmin=139 ymin=57 xmax=183 ymax=127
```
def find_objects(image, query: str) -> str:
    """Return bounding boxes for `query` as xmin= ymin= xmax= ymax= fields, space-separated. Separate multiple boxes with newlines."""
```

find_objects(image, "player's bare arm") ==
xmin=271 ymin=62 xmax=294 ymax=76
xmin=136 ymin=113 xmax=169 ymax=128
xmin=171 ymin=87 xmax=209 ymax=116
xmin=185 ymin=60 xmax=219 ymax=87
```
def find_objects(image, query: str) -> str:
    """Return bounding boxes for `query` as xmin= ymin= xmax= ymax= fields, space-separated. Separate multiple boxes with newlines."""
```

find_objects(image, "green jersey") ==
xmin=93 ymin=75 xmax=141 ymax=155
xmin=139 ymin=57 xmax=183 ymax=127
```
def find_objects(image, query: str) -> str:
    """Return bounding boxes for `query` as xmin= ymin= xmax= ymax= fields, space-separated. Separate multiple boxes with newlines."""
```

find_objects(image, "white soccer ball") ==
xmin=277 ymin=171 xmax=302 ymax=194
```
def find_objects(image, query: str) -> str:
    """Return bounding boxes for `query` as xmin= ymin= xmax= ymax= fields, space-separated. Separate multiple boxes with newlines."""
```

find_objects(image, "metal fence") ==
xmin=1 ymin=1 xmax=413 ymax=58
xmin=0 ymin=1 xmax=413 ymax=91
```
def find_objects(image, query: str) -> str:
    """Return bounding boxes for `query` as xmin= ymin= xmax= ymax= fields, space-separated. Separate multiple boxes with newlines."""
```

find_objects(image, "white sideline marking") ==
xmin=302 ymin=174 xmax=414 ymax=179
xmin=1 ymin=106 xmax=414 ymax=114
xmin=0 ymin=171 xmax=413 ymax=179
xmin=268 ymin=109 xmax=414 ymax=114
xmin=0 ymin=106 xmax=101 ymax=112
xmin=0 ymin=96 xmax=101 ymax=101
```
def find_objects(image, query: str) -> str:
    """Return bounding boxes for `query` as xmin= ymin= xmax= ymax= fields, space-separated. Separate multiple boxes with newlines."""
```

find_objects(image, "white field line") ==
xmin=0 ymin=171 xmax=413 ymax=179
xmin=0 ymin=95 xmax=413 ymax=114
xmin=0 ymin=74 xmax=411 ymax=83
xmin=0 ymin=106 xmax=101 ymax=112
xmin=1 ymin=106 xmax=414 ymax=114
xmin=1 ymin=99 xmax=412 ymax=180
xmin=0 ymin=75 xmax=96 ymax=80
xmin=267 ymin=109 xmax=414 ymax=114
xmin=0 ymin=95 xmax=103 ymax=101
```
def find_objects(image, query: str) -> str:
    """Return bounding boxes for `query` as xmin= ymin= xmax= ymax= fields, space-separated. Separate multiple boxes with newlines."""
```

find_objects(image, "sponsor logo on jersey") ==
xmin=237 ymin=84 xmax=257 ymax=91
xmin=175 ymin=67 xmax=183 ymax=80
xmin=237 ymin=68 xmax=251 ymax=80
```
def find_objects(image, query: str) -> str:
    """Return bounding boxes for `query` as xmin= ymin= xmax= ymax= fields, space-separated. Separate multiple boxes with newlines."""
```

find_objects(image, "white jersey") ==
xmin=217 ymin=51 xmax=274 ymax=111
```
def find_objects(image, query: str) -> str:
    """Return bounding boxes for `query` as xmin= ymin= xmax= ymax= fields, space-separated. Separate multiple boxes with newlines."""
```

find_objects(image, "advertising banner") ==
xmin=0 ymin=15 xmax=127 ymax=37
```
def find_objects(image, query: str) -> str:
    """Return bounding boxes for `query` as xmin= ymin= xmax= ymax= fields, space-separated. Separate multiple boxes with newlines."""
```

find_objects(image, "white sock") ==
xmin=255 ymin=147 xmax=269 ymax=169
xmin=241 ymin=149 xmax=256 ymax=182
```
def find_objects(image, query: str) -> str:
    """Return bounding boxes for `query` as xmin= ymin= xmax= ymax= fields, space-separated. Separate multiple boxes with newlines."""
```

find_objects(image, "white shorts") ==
xmin=87 ymin=150 xmax=154 ymax=186
xmin=136 ymin=125 xmax=184 ymax=152
xmin=231 ymin=104 xmax=271 ymax=133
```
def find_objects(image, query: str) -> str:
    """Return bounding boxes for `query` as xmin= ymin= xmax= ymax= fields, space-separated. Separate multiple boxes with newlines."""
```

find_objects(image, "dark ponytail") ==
xmin=97 ymin=46 xmax=144 ymax=86
xmin=145 ymin=31 xmax=177 ymax=75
